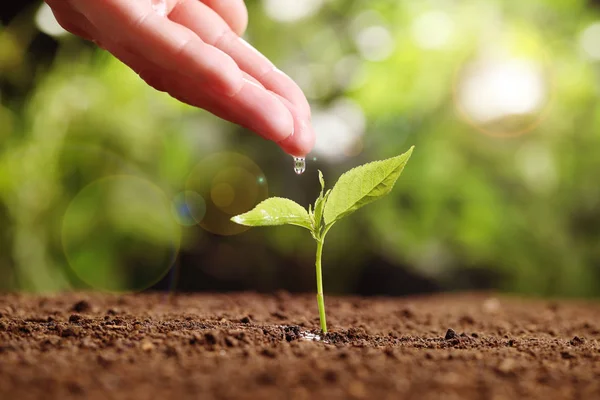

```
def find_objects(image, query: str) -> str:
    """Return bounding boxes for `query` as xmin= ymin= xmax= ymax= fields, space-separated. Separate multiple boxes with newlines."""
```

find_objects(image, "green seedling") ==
xmin=231 ymin=146 xmax=414 ymax=333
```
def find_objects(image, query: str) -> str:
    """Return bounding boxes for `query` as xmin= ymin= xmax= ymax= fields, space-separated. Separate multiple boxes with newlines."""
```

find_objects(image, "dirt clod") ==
xmin=68 ymin=314 xmax=82 ymax=323
xmin=60 ymin=326 xmax=81 ymax=338
xmin=71 ymin=300 xmax=91 ymax=313
xmin=204 ymin=332 xmax=218 ymax=346
xmin=561 ymin=351 xmax=576 ymax=360
xmin=570 ymin=336 xmax=585 ymax=346
xmin=444 ymin=328 xmax=458 ymax=340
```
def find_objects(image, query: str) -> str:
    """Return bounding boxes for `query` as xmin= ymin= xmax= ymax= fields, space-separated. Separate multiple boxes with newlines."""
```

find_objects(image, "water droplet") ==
xmin=293 ymin=157 xmax=306 ymax=175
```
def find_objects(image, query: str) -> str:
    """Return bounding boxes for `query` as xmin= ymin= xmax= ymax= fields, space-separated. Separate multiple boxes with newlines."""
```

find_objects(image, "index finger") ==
xmin=69 ymin=0 xmax=243 ymax=95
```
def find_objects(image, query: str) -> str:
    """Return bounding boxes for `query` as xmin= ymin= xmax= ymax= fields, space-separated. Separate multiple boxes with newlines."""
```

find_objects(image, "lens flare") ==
xmin=171 ymin=191 xmax=206 ymax=226
xmin=186 ymin=153 xmax=268 ymax=236
xmin=62 ymin=175 xmax=180 ymax=292
xmin=211 ymin=182 xmax=236 ymax=208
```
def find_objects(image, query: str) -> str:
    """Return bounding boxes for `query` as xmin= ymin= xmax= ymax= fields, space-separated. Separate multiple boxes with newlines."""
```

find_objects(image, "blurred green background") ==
xmin=1 ymin=0 xmax=600 ymax=297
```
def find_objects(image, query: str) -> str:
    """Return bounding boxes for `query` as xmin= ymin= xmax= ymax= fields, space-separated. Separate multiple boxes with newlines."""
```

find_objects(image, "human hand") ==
xmin=45 ymin=0 xmax=315 ymax=157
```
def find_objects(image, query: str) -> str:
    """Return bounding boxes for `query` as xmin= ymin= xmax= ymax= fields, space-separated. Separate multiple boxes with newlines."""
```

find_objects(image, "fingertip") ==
xmin=278 ymin=119 xmax=316 ymax=157
xmin=202 ymin=0 xmax=248 ymax=36
xmin=235 ymin=79 xmax=295 ymax=142
xmin=270 ymin=94 xmax=315 ymax=156
xmin=232 ymin=4 xmax=248 ymax=36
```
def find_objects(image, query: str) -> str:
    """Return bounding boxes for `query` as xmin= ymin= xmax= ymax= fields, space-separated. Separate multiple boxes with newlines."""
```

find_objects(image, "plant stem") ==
xmin=315 ymin=238 xmax=327 ymax=333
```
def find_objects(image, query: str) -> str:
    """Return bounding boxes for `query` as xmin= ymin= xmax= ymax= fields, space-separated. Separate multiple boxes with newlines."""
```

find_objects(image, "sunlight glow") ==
xmin=312 ymin=98 xmax=366 ymax=161
xmin=411 ymin=11 xmax=455 ymax=50
xmin=355 ymin=25 xmax=395 ymax=62
xmin=458 ymin=59 xmax=546 ymax=123
xmin=263 ymin=0 xmax=323 ymax=23
xmin=580 ymin=22 xmax=600 ymax=61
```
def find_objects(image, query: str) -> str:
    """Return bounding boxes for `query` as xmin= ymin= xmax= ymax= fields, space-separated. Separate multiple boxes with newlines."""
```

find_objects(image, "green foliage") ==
xmin=324 ymin=147 xmax=414 ymax=225
xmin=312 ymin=170 xmax=330 ymax=236
xmin=232 ymin=197 xmax=312 ymax=230
xmin=231 ymin=148 xmax=414 ymax=332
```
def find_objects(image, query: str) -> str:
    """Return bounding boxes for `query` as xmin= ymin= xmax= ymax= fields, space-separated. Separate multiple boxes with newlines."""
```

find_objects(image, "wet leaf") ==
xmin=231 ymin=197 xmax=311 ymax=230
xmin=323 ymin=146 xmax=414 ymax=225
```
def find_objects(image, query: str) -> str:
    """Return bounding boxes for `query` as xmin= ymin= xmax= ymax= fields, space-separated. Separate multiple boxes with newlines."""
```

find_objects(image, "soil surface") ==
xmin=0 ymin=292 xmax=599 ymax=400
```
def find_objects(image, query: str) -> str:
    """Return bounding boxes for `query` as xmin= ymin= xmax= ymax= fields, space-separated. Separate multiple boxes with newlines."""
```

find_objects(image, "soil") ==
xmin=0 ymin=292 xmax=599 ymax=400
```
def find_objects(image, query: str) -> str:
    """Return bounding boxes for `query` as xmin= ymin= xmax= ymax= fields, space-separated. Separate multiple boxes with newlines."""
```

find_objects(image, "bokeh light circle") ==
xmin=62 ymin=175 xmax=180 ymax=292
xmin=452 ymin=32 xmax=554 ymax=138
xmin=171 ymin=191 xmax=206 ymax=226
xmin=211 ymin=182 xmax=236 ymax=209
xmin=186 ymin=153 xmax=269 ymax=236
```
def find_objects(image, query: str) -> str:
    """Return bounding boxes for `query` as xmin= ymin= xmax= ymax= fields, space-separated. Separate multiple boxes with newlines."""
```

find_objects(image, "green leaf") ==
xmin=313 ymin=189 xmax=330 ymax=233
xmin=231 ymin=197 xmax=312 ymax=230
xmin=318 ymin=170 xmax=325 ymax=197
xmin=323 ymin=146 xmax=414 ymax=225
xmin=311 ymin=170 xmax=328 ymax=234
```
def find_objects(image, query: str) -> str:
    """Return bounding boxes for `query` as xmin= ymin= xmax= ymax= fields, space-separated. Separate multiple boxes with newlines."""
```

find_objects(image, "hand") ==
xmin=45 ymin=0 xmax=315 ymax=157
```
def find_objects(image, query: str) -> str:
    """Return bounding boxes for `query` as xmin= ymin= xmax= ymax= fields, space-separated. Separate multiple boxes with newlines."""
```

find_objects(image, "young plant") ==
xmin=231 ymin=146 xmax=414 ymax=333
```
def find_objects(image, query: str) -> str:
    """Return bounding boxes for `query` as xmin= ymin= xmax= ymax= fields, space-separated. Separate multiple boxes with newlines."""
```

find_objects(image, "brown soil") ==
xmin=0 ymin=292 xmax=599 ymax=400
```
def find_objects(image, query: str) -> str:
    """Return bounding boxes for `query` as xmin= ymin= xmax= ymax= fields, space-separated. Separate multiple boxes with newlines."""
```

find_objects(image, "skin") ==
xmin=44 ymin=0 xmax=315 ymax=157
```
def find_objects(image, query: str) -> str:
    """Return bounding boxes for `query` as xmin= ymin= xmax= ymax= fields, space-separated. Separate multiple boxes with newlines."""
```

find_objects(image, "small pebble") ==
xmin=444 ymin=329 xmax=458 ymax=340
xmin=570 ymin=336 xmax=585 ymax=346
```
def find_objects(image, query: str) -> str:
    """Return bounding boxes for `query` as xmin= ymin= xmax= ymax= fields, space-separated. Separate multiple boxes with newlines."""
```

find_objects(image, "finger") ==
xmin=273 ymin=96 xmax=316 ymax=157
xmin=199 ymin=0 xmax=248 ymax=36
xmin=205 ymin=78 xmax=296 ymax=145
xmin=168 ymin=0 xmax=311 ymax=119
xmin=101 ymin=39 xmax=297 ymax=147
xmin=241 ymin=72 xmax=263 ymax=87
xmin=101 ymin=34 xmax=312 ymax=155
xmin=161 ymin=75 xmax=309 ymax=154
xmin=69 ymin=0 xmax=243 ymax=96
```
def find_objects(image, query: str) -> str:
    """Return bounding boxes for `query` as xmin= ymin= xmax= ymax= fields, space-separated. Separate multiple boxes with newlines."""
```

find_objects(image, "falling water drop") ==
xmin=293 ymin=157 xmax=306 ymax=175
